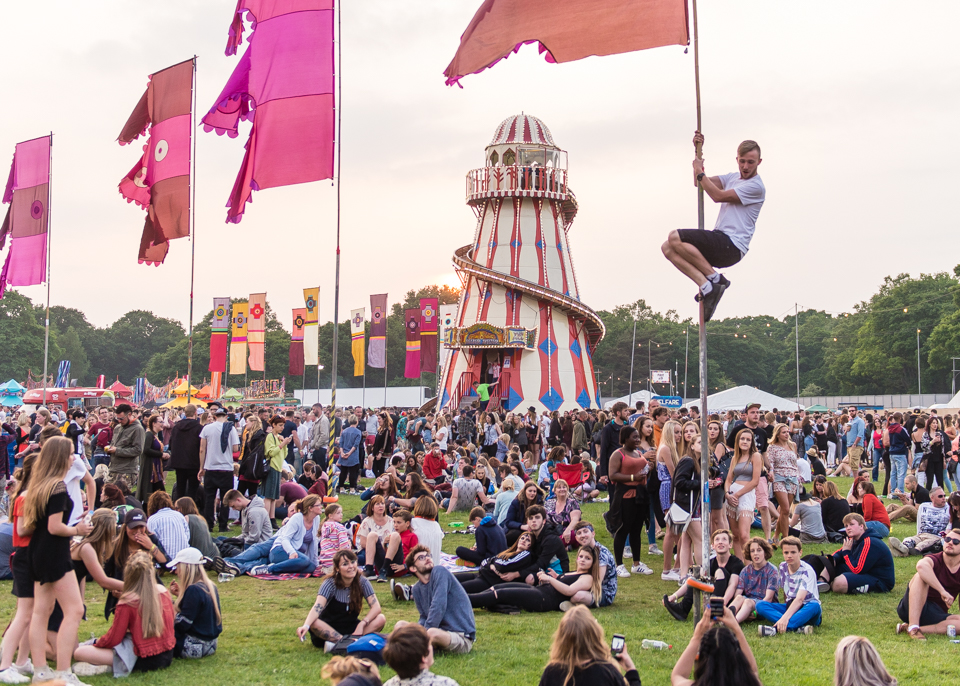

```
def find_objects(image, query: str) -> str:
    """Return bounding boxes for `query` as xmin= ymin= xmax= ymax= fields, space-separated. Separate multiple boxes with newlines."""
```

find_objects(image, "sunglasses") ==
xmin=943 ymin=537 xmax=960 ymax=546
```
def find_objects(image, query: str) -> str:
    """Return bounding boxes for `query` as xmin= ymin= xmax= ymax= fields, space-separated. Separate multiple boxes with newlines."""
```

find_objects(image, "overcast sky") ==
xmin=2 ymin=1 xmax=958 ymax=333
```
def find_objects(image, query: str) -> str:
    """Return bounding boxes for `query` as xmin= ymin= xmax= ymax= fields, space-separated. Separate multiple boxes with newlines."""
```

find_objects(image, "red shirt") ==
xmin=11 ymin=496 xmax=29 ymax=547
xmin=861 ymin=494 xmax=890 ymax=528
xmin=398 ymin=528 xmax=419 ymax=557
xmin=96 ymin=593 xmax=175 ymax=657
xmin=423 ymin=451 xmax=446 ymax=480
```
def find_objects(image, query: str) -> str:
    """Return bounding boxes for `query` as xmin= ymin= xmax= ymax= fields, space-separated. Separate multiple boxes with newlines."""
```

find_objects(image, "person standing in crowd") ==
xmin=884 ymin=412 xmax=913 ymax=495
xmin=661 ymin=132 xmax=765 ymax=321
xmin=539 ymin=606 xmax=638 ymax=686
xmin=607 ymin=425 xmax=652 ymax=578
xmin=136 ymin=415 xmax=169 ymax=504
xmin=658 ymin=421 xmax=683 ymax=579
xmin=846 ymin=407 xmax=865 ymax=473
xmin=309 ymin=404 xmax=330 ymax=472
xmin=768 ymin=424 xmax=799 ymax=545
xmin=393 ymin=545 xmax=476 ymax=654
xmin=262 ymin=416 xmax=291 ymax=525
xmin=169 ymin=404 xmax=202 ymax=502
xmin=105 ymin=404 xmax=145 ymax=491
xmin=724 ymin=429 xmax=763 ymax=560
xmin=339 ymin=416 xmax=364 ymax=494
xmin=598 ymin=402 xmax=629 ymax=485
xmin=198 ymin=409 xmax=239 ymax=533
xmin=920 ymin=416 xmax=950 ymax=492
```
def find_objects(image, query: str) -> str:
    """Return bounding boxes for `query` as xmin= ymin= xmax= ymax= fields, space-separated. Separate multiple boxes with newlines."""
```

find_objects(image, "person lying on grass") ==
xmin=454 ymin=531 xmax=535 ymax=594
xmin=571 ymin=521 xmax=617 ymax=607
xmin=670 ymin=605 xmax=762 ymax=686
xmin=467 ymin=545 xmax=601 ymax=614
xmin=895 ymin=527 xmax=960 ymax=640
xmin=297 ymin=549 xmax=386 ymax=653
xmin=729 ymin=537 xmax=778 ymax=624
xmin=664 ymin=528 xmax=743 ymax=622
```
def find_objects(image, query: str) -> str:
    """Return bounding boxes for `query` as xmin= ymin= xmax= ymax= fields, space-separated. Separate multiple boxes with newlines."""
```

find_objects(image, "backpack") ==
xmin=239 ymin=431 xmax=268 ymax=482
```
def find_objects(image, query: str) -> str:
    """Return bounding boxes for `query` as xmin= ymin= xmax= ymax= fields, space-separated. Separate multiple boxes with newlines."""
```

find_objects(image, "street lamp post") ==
xmin=628 ymin=318 xmax=637 ymax=402
xmin=917 ymin=328 xmax=922 ymax=396
xmin=683 ymin=328 xmax=689 ymax=401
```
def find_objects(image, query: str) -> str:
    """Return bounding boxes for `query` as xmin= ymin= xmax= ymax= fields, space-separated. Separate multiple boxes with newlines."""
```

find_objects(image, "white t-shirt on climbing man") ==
xmin=715 ymin=172 xmax=765 ymax=255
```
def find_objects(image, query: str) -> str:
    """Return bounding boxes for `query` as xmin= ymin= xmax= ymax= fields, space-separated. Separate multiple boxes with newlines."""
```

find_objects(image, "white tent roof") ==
xmin=687 ymin=385 xmax=803 ymax=413
xmin=603 ymin=390 xmax=653 ymax=411
xmin=935 ymin=389 xmax=960 ymax=409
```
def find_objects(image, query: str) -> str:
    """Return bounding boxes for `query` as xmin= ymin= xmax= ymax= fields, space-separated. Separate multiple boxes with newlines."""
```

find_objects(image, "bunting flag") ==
xmin=210 ymin=371 xmax=223 ymax=401
xmin=229 ymin=301 xmax=249 ymax=375
xmin=439 ymin=304 xmax=457 ymax=367
xmin=55 ymin=360 xmax=71 ymax=389
xmin=117 ymin=59 xmax=194 ymax=264
xmin=202 ymin=1 xmax=335 ymax=223
xmin=350 ymin=308 xmax=365 ymax=377
xmin=303 ymin=287 xmax=319 ymax=366
xmin=368 ymin=294 xmax=388 ymax=369
xmin=289 ymin=308 xmax=306 ymax=375
xmin=419 ymin=298 xmax=439 ymax=373
xmin=133 ymin=378 xmax=146 ymax=405
xmin=1 ymin=135 xmax=51 ymax=299
xmin=444 ymin=0 xmax=689 ymax=86
xmin=248 ymin=293 xmax=267 ymax=372
xmin=209 ymin=297 xmax=231 ymax=373
xmin=404 ymin=309 xmax=421 ymax=379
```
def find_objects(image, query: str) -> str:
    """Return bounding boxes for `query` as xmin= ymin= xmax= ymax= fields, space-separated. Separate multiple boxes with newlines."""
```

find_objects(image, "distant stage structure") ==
xmin=438 ymin=114 xmax=605 ymax=413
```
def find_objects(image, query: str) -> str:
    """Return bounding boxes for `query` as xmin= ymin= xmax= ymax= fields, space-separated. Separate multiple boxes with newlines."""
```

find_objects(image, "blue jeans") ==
xmin=267 ymin=546 xmax=313 ymax=574
xmin=864 ymin=521 xmax=889 ymax=538
xmin=872 ymin=448 xmax=884 ymax=482
xmin=755 ymin=600 xmax=822 ymax=630
xmin=890 ymin=453 xmax=908 ymax=493
xmin=224 ymin=540 xmax=273 ymax=573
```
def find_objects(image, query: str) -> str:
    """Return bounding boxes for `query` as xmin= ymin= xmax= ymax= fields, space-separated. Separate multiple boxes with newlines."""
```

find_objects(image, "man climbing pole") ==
xmin=661 ymin=132 xmax=765 ymax=321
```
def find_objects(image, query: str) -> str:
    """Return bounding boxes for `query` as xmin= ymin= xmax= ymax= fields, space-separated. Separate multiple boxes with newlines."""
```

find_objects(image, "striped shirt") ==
xmin=146 ymin=508 xmax=190 ymax=560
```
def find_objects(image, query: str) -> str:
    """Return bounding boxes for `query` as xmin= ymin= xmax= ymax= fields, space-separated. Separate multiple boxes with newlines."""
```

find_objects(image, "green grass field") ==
xmin=3 ymin=475 xmax=958 ymax=685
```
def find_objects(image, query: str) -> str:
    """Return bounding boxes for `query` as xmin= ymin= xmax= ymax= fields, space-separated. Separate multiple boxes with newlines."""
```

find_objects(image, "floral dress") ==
xmin=657 ymin=461 xmax=672 ymax=512
xmin=768 ymin=444 xmax=799 ymax=494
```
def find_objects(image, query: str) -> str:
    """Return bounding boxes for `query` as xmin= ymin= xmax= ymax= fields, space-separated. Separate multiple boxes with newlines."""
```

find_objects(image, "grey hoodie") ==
xmin=241 ymin=495 xmax=274 ymax=545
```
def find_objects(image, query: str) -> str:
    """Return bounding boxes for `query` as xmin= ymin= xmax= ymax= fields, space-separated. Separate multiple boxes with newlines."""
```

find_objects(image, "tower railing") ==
xmin=466 ymin=165 xmax=568 ymax=204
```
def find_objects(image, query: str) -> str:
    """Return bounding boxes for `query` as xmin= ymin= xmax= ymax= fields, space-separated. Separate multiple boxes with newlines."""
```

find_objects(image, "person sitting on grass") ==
xmin=730 ymin=537 xmax=778 ymax=624
xmin=166 ymin=547 xmax=222 ymax=659
xmin=539 ymin=605 xmax=638 ymax=686
xmin=382 ymin=624 xmax=460 ymax=686
xmin=72 ymin=552 xmax=175 ymax=677
xmin=493 ymin=478 xmax=518 ymax=525
xmin=834 ymin=636 xmax=897 ymax=686
xmin=455 ymin=507 xmax=507 ymax=566
xmin=788 ymin=489 xmax=828 ymax=544
xmin=315 ymin=503 xmax=352 ymax=576
xmin=218 ymin=490 xmax=273 ymax=554
xmin=889 ymin=487 xmax=951 ymax=558
xmin=664 ymin=528 xmax=743 ymax=622
xmin=409 ymin=494 xmax=445 ymax=565
xmin=544 ymin=478 xmax=582 ymax=547
xmin=755 ymin=536 xmax=822 ymax=636
xmin=855 ymin=481 xmax=890 ymax=538
xmin=504 ymin=481 xmax=545 ymax=545
xmin=670 ymin=605 xmax=762 ymax=686
xmin=894 ymin=527 xmax=960 ymax=640
xmin=819 ymin=513 xmax=895 ymax=595
xmin=571 ymin=521 xmax=618 ymax=608
xmin=244 ymin=495 xmax=323 ymax=577
xmin=885 ymin=474 xmax=929 ymax=523
xmin=513 ymin=505 xmax=570 ymax=584
xmin=392 ymin=545 xmax=476 ymax=655
xmin=358 ymin=496 xmax=394 ymax=578
xmin=297 ymin=549 xmax=386 ymax=653
xmin=467 ymin=545 xmax=601 ymax=614
xmin=365 ymin=509 xmax=419 ymax=584
xmin=320 ymin=655 xmax=382 ymax=686
xmin=453 ymin=531 xmax=535 ymax=594
xmin=444 ymin=465 xmax=490 ymax=514
xmin=388 ymin=472 xmax=433 ymax=512
xmin=173 ymin=497 xmax=221 ymax=563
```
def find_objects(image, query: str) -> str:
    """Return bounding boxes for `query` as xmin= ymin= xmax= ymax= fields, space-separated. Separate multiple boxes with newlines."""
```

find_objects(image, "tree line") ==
xmin=0 ymin=266 xmax=957 ymax=398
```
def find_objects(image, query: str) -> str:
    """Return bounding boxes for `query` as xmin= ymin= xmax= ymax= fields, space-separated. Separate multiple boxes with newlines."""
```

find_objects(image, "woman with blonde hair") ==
xmin=723 ymin=429 xmax=763 ymax=559
xmin=321 ymin=655 xmax=381 ymax=686
xmin=72 ymin=551 xmax=175 ymax=676
xmin=539 ymin=605 xmax=638 ymax=686
xmin=768 ymin=423 xmax=800 ymax=544
xmin=834 ymin=636 xmax=896 ymax=686
xmin=23 ymin=437 xmax=93 ymax=683
xmin=71 ymin=508 xmax=124 ymax=599
xmin=167 ymin=547 xmax=222 ymax=659
xmin=658 ymin=420 xmax=683 ymax=580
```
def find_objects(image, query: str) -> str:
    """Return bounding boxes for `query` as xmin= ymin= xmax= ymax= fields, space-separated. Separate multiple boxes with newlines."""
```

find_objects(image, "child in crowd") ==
xmin=755 ymin=536 xmax=822 ymax=635
xmin=168 ymin=548 xmax=222 ymax=659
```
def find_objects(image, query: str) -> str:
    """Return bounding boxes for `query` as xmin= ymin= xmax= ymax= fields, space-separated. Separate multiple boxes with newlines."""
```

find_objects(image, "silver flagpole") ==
xmin=186 ymin=56 xmax=198 ymax=405
xmin=42 ymin=132 xmax=53 ymax=405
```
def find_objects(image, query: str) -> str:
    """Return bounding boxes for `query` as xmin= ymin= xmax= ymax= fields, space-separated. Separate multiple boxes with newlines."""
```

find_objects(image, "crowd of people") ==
xmin=0 ymin=396 xmax=957 ymax=685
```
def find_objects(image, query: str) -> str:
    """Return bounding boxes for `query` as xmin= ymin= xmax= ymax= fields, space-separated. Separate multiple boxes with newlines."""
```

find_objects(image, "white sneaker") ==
xmin=11 ymin=662 xmax=32 ymax=677
xmin=30 ymin=667 xmax=55 ymax=684
xmin=623 ymin=546 xmax=632 ymax=558
xmin=54 ymin=672 xmax=91 ymax=686
xmin=631 ymin=562 xmax=654 ymax=576
xmin=648 ymin=545 xmax=664 ymax=556
xmin=559 ymin=601 xmax=574 ymax=612
xmin=615 ymin=564 xmax=631 ymax=578
xmin=0 ymin=668 xmax=29 ymax=684
xmin=248 ymin=564 xmax=269 ymax=576
xmin=71 ymin=663 xmax=110 ymax=677
xmin=365 ymin=470 xmax=375 ymax=479
xmin=323 ymin=641 xmax=336 ymax=653
xmin=661 ymin=569 xmax=681 ymax=581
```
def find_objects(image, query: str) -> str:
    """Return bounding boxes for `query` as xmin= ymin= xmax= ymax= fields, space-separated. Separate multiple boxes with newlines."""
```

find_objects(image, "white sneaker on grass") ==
xmin=615 ymin=564 xmax=631 ymax=578
xmin=631 ymin=562 xmax=654 ymax=575
xmin=648 ymin=545 xmax=663 ymax=556
xmin=0 ymin=668 xmax=29 ymax=684
xmin=661 ymin=569 xmax=681 ymax=581
xmin=559 ymin=601 xmax=574 ymax=613
xmin=30 ymin=667 xmax=56 ymax=684
xmin=623 ymin=546 xmax=632 ymax=558
xmin=11 ymin=662 xmax=31 ymax=677
xmin=71 ymin=663 xmax=110 ymax=677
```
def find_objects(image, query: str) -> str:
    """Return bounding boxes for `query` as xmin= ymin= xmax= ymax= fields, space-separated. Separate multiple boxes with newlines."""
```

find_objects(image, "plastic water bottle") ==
xmin=641 ymin=639 xmax=672 ymax=650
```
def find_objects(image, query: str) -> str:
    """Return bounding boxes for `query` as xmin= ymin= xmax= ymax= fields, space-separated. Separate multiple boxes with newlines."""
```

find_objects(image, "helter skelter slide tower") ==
xmin=438 ymin=114 xmax=605 ymax=413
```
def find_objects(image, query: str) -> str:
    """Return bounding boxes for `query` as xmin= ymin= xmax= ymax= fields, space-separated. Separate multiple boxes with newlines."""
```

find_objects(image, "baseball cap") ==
xmin=124 ymin=508 xmax=147 ymax=528
xmin=744 ymin=403 xmax=761 ymax=412
xmin=214 ymin=408 xmax=228 ymax=416
xmin=166 ymin=547 xmax=210 ymax=569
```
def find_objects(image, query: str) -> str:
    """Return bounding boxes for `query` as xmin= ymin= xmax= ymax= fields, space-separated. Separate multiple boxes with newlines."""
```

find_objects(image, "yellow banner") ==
xmin=229 ymin=302 xmax=249 ymax=376
xmin=351 ymin=308 xmax=365 ymax=376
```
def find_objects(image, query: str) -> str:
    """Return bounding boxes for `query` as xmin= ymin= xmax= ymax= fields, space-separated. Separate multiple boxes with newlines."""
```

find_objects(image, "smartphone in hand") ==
xmin=709 ymin=597 xmax=724 ymax=620
xmin=611 ymin=634 xmax=625 ymax=656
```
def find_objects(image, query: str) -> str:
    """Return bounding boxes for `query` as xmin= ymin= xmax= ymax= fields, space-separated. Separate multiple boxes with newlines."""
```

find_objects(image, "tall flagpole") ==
xmin=692 ymin=0 xmax=711 ymax=617
xmin=383 ymin=319 xmax=388 ymax=408
xmin=186 ymin=56 xmax=198 ymax=405
xmin=42 ymin=132 xmax=53 ymax=405
xmin=329 ymin=0 xmax=342 ymax=458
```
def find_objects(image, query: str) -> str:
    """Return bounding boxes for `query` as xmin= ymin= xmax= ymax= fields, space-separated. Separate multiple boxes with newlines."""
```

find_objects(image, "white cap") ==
xmin=165 ymin=547 xmax=210 ymax=569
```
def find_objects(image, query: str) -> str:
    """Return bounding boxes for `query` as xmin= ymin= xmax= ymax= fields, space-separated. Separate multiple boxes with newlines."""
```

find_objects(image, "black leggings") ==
xmin=614 ymin=496 xmax=650 ymax=565
xmin=340 ymin=464 xmax=360 ymax=491
xmin=925 ymin=459 xmax=945 ymax=491
xmin=881 ymin=452 xmax=891 ymax=496
xmin=469 ymin=583 xmax=560 ymax=612
xmin=454 ymin=571 xmax=495 ymax=594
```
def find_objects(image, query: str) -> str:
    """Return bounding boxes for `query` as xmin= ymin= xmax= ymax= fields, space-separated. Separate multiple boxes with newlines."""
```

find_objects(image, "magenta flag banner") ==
xmin=202 ymin=0 xmax=335 ymax=224
xmin=117 ymin=59 xmax=194 ymax=266
xmin=0 ymin=135 xmax=51 ymax=299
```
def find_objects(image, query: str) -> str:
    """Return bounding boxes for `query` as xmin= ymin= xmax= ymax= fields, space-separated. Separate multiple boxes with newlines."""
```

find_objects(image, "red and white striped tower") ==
xmin=438 ymin=114 xmax=604 ymax=413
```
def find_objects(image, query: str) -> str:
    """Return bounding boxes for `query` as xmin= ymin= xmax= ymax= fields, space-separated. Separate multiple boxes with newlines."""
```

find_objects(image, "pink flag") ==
xmin=0 ymin=135 xmax=51 ymax=299
xmin=203 ymin=1 xmax=335 ymax=223
xmin=117 ymin=59 xmax=194 ymax=265
xmin=444 ymin=0 xmax=689 ymax=86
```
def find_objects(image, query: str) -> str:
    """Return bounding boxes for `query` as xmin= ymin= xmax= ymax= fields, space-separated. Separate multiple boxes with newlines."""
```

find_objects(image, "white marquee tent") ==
xmin=603 ymin=390 xmax=654 ymax=411
xmin=687 ymin=386 xmax=803 ymax=413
